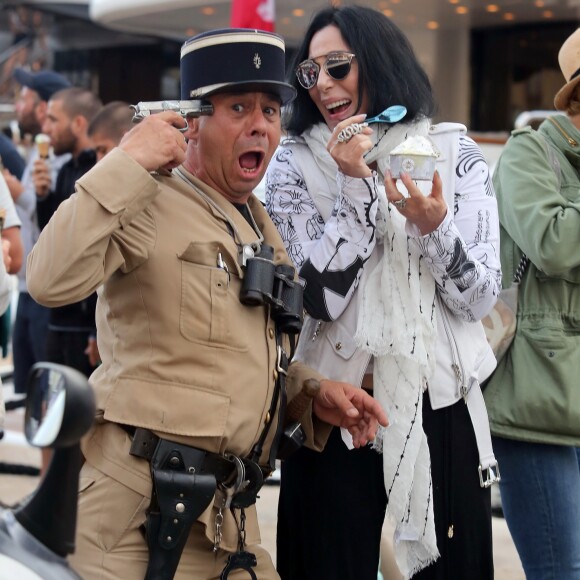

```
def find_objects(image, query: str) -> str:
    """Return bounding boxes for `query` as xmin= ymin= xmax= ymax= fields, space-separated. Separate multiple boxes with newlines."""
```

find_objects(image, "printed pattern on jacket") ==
xmin=266 ymin=135 xmax=501 ymax=324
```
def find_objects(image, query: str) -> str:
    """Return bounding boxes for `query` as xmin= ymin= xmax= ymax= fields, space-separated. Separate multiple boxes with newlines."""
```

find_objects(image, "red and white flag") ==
xmin=230 ymin=0 xmax=275 ymax=32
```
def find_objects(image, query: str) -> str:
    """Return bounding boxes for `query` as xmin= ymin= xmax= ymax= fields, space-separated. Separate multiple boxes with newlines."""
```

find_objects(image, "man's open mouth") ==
xmin=239 ymin=151 xmax=265 ymax=174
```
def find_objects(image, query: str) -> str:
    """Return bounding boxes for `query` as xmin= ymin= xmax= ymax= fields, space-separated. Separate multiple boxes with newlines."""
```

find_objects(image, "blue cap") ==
xmin=13 ymin=68 xmax=71 ymax=102
xmin=180 ymin=28 xmax=296 ymax=106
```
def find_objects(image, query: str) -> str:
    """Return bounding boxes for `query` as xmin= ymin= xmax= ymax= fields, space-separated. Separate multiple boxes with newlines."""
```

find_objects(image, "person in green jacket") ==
xmin=484 ymin=28 xmax=580 ymax=580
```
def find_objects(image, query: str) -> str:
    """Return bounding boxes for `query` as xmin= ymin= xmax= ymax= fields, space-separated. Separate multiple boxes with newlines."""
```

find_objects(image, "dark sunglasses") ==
xmin=295 ymin=52 xmax=356 ymax=90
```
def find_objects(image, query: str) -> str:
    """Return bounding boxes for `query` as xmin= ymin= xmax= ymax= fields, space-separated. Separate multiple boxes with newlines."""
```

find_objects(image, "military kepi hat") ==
xmin=180 ymin=28 xmax=296 ymax=106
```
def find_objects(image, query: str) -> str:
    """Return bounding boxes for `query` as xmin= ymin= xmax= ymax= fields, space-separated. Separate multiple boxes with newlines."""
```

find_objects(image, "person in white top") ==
xmin=0 ymin=172 xmax=22 ymax=434
xmin=266 ymin=5 xmax=501 ymax=579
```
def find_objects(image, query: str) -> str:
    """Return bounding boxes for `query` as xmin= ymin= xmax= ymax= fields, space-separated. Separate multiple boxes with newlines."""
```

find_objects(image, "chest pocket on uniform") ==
xmin=178 ymin=241 xmax=247 ymax=351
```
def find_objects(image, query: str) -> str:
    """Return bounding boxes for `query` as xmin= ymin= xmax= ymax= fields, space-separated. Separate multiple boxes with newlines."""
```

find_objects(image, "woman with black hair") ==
xmin=266 ymin=5 xmax=502 ymax=579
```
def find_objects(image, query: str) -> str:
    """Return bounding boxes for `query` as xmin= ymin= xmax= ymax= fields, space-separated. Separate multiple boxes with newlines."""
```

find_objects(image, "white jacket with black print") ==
xmin=265 ymin=123 xmax=501 ymax=410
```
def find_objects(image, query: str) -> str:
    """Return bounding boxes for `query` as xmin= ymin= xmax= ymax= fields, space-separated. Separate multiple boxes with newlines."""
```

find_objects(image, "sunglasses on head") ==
xmin=295 ymin=52 xmax=356 ymax=90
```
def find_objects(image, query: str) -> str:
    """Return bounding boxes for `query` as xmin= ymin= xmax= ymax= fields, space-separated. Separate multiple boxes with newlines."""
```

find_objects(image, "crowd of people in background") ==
xmin=1 ymin=73 xmax=134 ymax=381
xmin=0 ymin=67 xmax=133 ymax=439
xmin=0 ymin=6 xmax=579 ymax=580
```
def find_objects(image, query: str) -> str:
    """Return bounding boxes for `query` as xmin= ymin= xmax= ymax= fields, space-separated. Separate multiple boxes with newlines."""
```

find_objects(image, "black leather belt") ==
xmin=122 ymin=425 xmax=237 ymax=485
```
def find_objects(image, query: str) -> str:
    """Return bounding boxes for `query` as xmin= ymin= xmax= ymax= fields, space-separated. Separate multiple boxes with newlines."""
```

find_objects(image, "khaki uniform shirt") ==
xmin=27 ymin=148 xmax=329 ymax=549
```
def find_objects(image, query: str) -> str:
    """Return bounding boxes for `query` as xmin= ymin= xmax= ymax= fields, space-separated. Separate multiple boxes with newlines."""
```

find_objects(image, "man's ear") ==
xmin=185 ymin=116 xmax=199 ymax=142
xmin=72 ymin=114 xmax=88 ymax=137
xmin=35 ymin=100 xmax=47 ymax=123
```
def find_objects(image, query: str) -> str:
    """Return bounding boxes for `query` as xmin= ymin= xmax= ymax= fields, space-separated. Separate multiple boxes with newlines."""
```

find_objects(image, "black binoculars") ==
xmin=240 ymin=244 xmax=303 ymax=335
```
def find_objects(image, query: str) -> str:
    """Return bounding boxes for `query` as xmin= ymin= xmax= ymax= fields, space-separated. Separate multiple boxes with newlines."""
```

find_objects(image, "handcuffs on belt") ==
xmin=215 ymin=454 xmax=263 ymax=580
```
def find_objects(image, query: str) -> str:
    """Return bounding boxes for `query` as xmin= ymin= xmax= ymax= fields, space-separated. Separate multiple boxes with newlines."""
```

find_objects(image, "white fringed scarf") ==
xmin=303 ymin=118 xmax=440 ymax=578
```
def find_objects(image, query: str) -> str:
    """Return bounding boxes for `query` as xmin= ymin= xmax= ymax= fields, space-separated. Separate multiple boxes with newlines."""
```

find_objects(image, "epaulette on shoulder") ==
xmin=511 ymin=126 xmax=534 ymax=137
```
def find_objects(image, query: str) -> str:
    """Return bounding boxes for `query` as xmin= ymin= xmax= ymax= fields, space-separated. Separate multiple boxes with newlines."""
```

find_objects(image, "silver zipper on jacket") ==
xmin=311 ymin=320 xmax=323 ymax=341
xmin=437 ymin=295 xmax=467 ymax=401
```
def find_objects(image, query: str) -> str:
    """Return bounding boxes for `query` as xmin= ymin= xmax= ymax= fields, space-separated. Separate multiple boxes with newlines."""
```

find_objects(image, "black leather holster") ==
xmin=130 ymin=430 xmax=220 ymax=580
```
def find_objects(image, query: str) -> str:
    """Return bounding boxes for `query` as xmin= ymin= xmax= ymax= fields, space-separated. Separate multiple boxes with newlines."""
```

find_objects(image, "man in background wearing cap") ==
xmin=2 ymin=67 xmax=71 ymax=399
xmin=483 ymin=28 xmax=580 ymax=580
xmin=28 ymin=28 xmax=388 ymax=579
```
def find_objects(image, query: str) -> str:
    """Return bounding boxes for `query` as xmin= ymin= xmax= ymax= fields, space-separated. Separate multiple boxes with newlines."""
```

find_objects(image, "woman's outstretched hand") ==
xmin=313 ymin=379 xmax=389 ymax=448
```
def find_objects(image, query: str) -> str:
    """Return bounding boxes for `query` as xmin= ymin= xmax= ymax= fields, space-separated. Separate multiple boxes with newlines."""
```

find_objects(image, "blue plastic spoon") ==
xmin=366 ymin=105 xmax=407 ymax=124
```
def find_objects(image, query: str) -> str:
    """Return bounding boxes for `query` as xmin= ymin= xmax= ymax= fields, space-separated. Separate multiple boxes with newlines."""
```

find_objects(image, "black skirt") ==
xmin=276 ymin=391 xmax=493 ymax=580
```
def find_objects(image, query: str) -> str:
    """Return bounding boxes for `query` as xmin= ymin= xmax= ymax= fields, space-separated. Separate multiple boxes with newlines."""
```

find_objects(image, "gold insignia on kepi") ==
xmin=253 ymin=53 xmax=262 ymax=69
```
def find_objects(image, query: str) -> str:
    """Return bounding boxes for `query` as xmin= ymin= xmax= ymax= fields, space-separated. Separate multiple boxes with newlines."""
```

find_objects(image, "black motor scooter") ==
xmin=0 ymin=362 xmax=95 ymax=579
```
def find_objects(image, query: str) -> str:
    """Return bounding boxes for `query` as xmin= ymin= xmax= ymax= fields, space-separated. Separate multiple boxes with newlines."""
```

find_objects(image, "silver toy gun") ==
xmin=131 ymin=100 xmax=214 ymax=130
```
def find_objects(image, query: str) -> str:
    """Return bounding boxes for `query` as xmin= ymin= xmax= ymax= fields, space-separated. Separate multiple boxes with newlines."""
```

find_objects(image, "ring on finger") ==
xmin=337 ymin=122 xmax=366 ymax=143
xmin=393 ymin=197 xmax=407 ymax=210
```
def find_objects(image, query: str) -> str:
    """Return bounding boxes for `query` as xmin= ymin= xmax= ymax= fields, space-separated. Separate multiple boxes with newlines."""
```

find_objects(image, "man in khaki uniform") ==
xmin=27 ymin=28 xmax=388 ymax=580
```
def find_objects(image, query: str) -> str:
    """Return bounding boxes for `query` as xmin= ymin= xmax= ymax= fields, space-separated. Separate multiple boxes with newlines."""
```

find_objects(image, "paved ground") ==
xmin=1 ymin=382 xmax=525 ymax=579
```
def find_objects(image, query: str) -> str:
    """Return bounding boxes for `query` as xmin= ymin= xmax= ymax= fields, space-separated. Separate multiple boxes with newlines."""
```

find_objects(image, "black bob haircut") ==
xmin=284 ymin=5 xmax=437 ymax=135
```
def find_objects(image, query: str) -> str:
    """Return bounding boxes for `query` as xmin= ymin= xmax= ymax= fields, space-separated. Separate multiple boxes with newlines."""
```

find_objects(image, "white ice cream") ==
xmin=390 ymin=136 xmax=438 ymax=157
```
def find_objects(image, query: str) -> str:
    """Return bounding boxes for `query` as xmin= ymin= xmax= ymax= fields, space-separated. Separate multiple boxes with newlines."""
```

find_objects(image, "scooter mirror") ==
xmin=24 ymin=363 xmax=95 ymax=449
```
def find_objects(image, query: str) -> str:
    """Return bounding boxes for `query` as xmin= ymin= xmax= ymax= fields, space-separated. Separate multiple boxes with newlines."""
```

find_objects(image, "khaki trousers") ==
xmin=69 ymin=462 xmax=278 ymax=580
